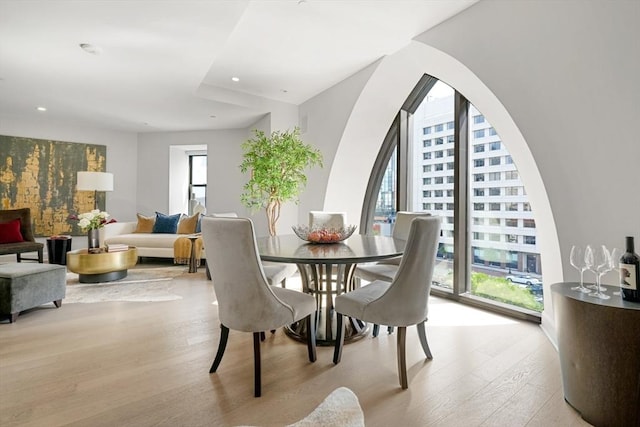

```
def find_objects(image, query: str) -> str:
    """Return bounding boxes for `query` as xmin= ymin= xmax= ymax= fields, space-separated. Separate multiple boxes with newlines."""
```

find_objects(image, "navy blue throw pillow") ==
xmin=152 ymin=212 xmax=181 ymax=233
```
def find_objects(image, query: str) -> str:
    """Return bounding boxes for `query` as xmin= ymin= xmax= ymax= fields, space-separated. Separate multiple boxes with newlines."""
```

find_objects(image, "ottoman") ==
xmin=0 ymin=263 xmax=66 ymax=323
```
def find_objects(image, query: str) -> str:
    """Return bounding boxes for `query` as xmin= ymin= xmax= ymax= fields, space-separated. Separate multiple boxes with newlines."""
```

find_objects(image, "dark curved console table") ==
xmin=551 ymin=282 xmax=640 ymax=427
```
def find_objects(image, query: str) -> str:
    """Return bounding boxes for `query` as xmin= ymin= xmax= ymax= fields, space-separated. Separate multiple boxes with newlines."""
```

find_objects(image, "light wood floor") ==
xmin=0 ymin=262 xmax=590 ymax=427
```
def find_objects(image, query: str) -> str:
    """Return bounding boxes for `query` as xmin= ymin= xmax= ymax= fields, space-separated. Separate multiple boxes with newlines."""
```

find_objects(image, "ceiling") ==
xmin=0 ymin=0 xmax=477 ymax=134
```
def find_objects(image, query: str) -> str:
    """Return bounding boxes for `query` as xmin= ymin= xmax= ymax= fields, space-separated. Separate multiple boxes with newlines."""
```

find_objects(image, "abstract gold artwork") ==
xmin=0 ymin=135 xmax=107 ymax=236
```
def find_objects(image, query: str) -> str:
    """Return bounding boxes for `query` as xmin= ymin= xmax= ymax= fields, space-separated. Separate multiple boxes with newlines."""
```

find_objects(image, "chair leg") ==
xmin=38 ymin=248 xmax=43 ymax=263
xmin=333 ymin=313 xmax=345 ymax=364
xmin=260 ymin=331 xmax=266 ymax=341
xmin=253 ymin=332 xmax=261 ymax=397
xmin=281 ymin=278 xmax=286 ymax=288
xmin=209 ymin=324 xmax=229 ymax=373
xmin=387 ymin=326 xmax=394 ymax=334
xmin=416 ymin=321 xmax=433 ymax=359
xmin=372 ymin=324 xmax=380 ymax=337
xmin=16 ymin=253 xmax=21 ymax=262
xmin=306 ymin=314 xmax=317 ymax=362
xmin=53 ymin=300 xmax=62 ymax=308
xmin=397 ymin=326 xmax=408 ymax=389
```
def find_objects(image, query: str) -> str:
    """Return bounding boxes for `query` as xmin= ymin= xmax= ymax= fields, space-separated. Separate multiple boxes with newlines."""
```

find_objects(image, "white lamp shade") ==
xmin=77 ymin=172 xmax=114 ymax=191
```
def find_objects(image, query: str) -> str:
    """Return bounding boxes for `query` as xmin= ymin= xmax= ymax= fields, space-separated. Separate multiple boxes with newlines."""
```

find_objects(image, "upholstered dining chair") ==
xmin=333 ymin=216 xmax=441 ymax=389
xmin=354 ymin=211 xmax=431 ymax=336
xmin=207 ymin=212 xmax=297 ymax=288
xmin=308 ymin=211 xmax=347 ymax=229
xmin=201 ymin=216 xmax=317 ymax=397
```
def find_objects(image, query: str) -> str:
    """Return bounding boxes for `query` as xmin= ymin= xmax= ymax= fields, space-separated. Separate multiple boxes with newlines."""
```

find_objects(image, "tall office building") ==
xmin=411 ymin=94 xmax=541 ymax=275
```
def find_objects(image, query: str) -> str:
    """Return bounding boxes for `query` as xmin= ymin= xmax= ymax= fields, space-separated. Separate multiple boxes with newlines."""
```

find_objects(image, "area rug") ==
xmin=65 ymin=267 xmax=185 ymax=303
xmin=238 ymin=387 xmax=365 ymax=427
xmin=287 ymin=387 xmax=365 ymax=427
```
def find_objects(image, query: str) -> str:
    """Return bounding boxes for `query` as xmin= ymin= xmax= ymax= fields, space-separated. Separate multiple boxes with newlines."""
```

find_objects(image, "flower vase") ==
xmin=87 ymin=229 xmax=100 ymax=251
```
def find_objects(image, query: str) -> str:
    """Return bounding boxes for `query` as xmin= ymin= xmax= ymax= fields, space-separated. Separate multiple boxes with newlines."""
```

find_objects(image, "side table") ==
xmin=46 ymin=236 xmax=72 ymax=265
xmin=551 ymin=282 xmax=640 ymax=427
xmin=186 ymin=235 xmax=201 ymax=273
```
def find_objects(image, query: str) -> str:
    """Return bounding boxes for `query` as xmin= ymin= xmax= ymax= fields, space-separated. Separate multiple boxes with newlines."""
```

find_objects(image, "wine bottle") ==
xmin=619 ymin=236 xmax=640 ymax=302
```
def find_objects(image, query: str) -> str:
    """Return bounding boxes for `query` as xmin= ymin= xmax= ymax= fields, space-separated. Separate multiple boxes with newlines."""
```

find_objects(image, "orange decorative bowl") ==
xmin=292 ymin=225 xmax=357 ymax=244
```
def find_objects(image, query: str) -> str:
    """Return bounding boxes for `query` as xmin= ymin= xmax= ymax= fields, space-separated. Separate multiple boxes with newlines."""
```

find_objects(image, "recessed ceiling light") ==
xmin=79 ymin=43 xmax=102 ymax=55
xmin=210 ymin=115 xmax=217 ymax=118
xmin=36 ymin=106 xmax=47 ymax=112
xmin=231 ymin=77 xmax=240 ymax=82
xmin=280 ymin=89 xmax=288 ymax=93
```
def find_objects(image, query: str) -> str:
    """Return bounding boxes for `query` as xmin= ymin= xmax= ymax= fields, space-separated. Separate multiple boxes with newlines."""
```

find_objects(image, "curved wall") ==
xmin=287 ymin=0 xmax=640 ymax=342
xmin=322 ymin=41 xmax=561 ymax=337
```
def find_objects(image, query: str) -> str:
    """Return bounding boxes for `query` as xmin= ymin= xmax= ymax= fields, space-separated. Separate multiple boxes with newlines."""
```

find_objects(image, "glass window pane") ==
xmin=190 ymin=155 xmax=207 ymax=207
xmin=371 ymin=150 xmax=397 ymax=236
xmin=410 ymin=80 xmax=455 ymax=290
xmin=191 ymin=155 xmax=207 ymax=185
xmin=468 ymin=103 xmax=543 ymax=312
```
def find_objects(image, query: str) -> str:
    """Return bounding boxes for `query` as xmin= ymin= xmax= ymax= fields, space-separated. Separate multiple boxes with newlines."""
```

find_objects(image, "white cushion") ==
xmin=105 ymin=233 xmax=180 ymax=248
xmin=354 ymin=263 xmax=398 ymax=282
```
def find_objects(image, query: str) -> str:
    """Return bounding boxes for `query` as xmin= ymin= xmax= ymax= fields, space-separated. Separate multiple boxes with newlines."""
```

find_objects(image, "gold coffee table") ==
xmin=67 ymin=247 xmax=138 ymax=283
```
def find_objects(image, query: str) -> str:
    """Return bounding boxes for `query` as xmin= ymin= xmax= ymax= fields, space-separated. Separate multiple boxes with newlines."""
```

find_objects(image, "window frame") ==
xmin=360 ymin=74 xmax=541 ymax=323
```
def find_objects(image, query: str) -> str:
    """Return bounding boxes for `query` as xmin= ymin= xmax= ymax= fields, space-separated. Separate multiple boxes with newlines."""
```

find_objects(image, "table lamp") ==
xmin=77 ymin=171 xmax=114 ymax=210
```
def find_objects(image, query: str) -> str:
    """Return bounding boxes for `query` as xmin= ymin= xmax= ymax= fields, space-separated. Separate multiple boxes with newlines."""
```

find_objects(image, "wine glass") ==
xmin=590 ymin=245 xmax=611 ymax=299
xmin=569 ymin=245 xmax=590 ymax=293
xmin=584 ymin=245 xmax=596 ymax=289
xmin=610 ymin=248 xmax=622 ymax=296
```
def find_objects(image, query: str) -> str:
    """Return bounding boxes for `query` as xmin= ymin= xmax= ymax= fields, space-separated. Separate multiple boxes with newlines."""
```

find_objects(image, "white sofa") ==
xmin=103 ymin=222 xmax=205 ymax=259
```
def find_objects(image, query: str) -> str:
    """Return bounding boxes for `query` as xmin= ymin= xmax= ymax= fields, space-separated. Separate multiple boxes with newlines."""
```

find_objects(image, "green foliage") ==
xmin=239 ymin=127 xmax=323 ymax=235
xmin=239 ymin=127 xmax=323 ymax=210
xmin=470 ymin=272 xmax=543 ymax=312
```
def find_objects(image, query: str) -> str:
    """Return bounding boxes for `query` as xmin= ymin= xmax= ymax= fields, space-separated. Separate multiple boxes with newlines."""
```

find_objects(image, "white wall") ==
xmin=168 ymin=146 xmax=190 ymax=215
xmin=298 ymin=60 xmax=380 ymax=225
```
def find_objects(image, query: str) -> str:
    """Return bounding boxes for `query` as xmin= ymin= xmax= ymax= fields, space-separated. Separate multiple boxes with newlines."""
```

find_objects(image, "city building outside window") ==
xmin=365 ymin=76 xmax=543 ymax=319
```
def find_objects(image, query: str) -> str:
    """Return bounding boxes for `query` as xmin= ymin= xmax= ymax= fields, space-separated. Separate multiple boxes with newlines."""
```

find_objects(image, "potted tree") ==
xmin=240 ymin=127 xmax=323 ymax=236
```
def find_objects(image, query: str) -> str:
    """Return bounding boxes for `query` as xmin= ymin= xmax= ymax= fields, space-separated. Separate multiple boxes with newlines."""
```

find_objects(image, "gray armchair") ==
xmin=333 ymin=216 xmax=442 ymax=389
xmin=201 ymin=216 xmax=317 ymax=397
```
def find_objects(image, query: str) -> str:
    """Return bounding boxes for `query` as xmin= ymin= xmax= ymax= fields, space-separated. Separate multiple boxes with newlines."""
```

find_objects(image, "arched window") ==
xmin=362 ymin=75 xmax=543 ymax=319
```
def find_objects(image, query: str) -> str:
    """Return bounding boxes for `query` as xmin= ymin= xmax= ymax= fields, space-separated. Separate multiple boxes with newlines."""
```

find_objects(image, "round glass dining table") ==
xmin=256 ymin=234 xmax=405 ymax=346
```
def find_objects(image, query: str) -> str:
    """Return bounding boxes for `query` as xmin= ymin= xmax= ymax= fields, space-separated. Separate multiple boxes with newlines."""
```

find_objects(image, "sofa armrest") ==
xmin=103 ymin=222 xmax=137 ymax=238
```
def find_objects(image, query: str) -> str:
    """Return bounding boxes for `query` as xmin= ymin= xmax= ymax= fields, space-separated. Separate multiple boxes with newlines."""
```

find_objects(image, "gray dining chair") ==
xmin=201 ymin=216 xmax=317 ymax=397
xmin=354 ymin=211 xmax=431 ymax=336
xmin=309 ymin=211 xmax=347 ymax=229
xmin=333 ymin=216 xmax=441 ymax=389
xmin=207 ymin=212 xmax=297 ymax=288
